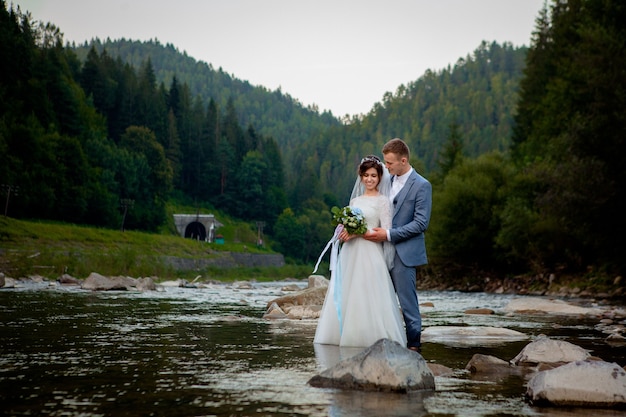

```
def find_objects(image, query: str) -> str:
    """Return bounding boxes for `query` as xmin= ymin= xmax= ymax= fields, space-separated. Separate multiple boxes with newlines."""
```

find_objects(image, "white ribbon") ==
xmin=312 ymin=224 xmax=343 ymax=274
xmin=313 ymin=224 xmax=345 ymax=335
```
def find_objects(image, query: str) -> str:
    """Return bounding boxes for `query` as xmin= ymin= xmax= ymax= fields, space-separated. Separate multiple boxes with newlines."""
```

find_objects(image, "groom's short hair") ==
xmin=383 ymin=138 xmax=410 ymax=159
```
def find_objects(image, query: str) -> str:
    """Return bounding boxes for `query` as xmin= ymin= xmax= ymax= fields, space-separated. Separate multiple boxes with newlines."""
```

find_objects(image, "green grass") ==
xmin=0 ymin=215 xmax=315 ymax=282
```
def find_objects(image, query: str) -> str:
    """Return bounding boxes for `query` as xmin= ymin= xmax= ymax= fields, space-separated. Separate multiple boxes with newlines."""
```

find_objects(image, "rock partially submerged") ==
xmin=263 ymin=302 xmax=288 ymax=319
xmin=466 ymin=354 xmax=518 ymax=375
xmin=422 ymin=326 xmax=528 ymax=347
xmin=81 ymin=272 xmax=156 ymax=291
xmin=526 ymin=360 xmax=626 ymax=408
xmin=510 ymin=335 xmax=592 ymax=366
xmin=262 ymin=276 xmax=328 ymax=319
xmin=308 ymin=338 xmax=435 ymax=393
xmin=504 ymin=297 xmax=604 ymax=316
xmin=267 ymin=287 xmax=327 ymax=313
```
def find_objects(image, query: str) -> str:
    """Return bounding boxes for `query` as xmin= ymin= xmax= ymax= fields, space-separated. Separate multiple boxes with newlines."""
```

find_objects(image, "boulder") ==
xmin=504 ymin=297 xmax=603 ymax=316
xmin=308 ymin=275 xmax=329 ymax=288
xmin=422 ymin=326 xmax=528 ymax=346
xmin=526 ymin=360 xmax=626 ymax=408
xmin=466 ymin=354 xmax=513 ymax=374
xmin=263 ymin=302 xmax=288 ymax=319
xmin=606 ymin=333 xmax=626 ymax=346
xmin=232 ymin=280 xmax=253 ymax=289
xmin=511 ymin=336 xmax=591 ymax=366
xmin=110 ymin=275 xmax=139 ymax=288
xmin=308 ymin=338 xmax=435 ymax=393
xmin=81 ymin=272 xmax=129 ymax=291
xmin=2 ymin=277 xmax=16 ymax=288
xmin=286 ymin=304 xmax=322 ymax=319
xmin=80 ymin=273 xmax=155 ymax=291
xmin=265 ymin=286 xmax=327 ymax=310
xmin=32 ymin=275 xmax=47 ymax=283
xmin=136 ymin=277 xmax=156 ymax=291
xmin=0 ymin=272 xmax=4 ymax=288
xmin=58 ymin=274 xmax=81 ymax=285
xmin=427 ymin=363 xmax=454 ymax=377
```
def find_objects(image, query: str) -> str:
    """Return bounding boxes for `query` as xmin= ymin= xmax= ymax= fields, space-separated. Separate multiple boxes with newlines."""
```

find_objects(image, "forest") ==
xmin=1 ymin=0 xmax=625 ymax=279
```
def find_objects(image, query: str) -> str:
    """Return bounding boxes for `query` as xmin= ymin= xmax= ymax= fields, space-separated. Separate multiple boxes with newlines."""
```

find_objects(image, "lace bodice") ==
xmin=349 ymin=195 xmax=392 ymax=231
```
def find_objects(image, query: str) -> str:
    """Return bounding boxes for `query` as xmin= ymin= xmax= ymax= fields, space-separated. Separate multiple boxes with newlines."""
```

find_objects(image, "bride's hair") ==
xmin=359 ymin=155 xmax=384 ymax=180
xmin=350 ymin=155 xmax=392 ymax=201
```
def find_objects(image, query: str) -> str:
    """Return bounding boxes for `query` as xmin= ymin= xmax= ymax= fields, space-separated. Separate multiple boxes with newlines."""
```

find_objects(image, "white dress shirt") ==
xmin=386 ymin=168 xmax=413 ymax=241
xmin=390 ymin=168 xmax=412 ymax=201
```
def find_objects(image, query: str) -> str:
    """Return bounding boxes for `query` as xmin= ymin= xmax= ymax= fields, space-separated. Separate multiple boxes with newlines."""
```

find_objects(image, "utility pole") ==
xmin=120 ymin=199 xmax=134 ymax=231
xmin=2 ymin=184 xmax=19 ymax=217
xmin=256 ymin=221 xmax=265 ymax=247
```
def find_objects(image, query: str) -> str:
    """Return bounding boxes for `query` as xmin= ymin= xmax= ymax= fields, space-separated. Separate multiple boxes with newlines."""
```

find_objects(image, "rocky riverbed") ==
xmin=1 ymin=271 xmax=626 ymax=416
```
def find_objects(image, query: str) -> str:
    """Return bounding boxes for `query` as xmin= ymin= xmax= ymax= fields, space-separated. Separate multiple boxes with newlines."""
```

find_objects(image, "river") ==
xmin=0 ymin=280 xmax=624 ymax=416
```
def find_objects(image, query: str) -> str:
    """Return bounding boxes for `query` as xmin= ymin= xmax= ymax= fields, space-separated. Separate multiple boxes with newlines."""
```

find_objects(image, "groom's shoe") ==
xmin=408 ymin=345 xmax=422 ymax=354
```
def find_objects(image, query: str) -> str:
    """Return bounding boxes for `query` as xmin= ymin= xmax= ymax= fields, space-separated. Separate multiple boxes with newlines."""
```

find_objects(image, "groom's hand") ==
xmin=364 ymin=227 xmax=387 ymax=242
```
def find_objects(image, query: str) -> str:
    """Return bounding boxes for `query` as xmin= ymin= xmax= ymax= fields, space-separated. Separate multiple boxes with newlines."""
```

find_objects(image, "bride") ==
xmin=314 ymin=155 xmax=407 ymax=347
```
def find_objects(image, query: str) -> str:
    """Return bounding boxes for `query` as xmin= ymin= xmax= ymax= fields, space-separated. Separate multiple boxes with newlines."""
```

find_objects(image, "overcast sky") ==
xmin=14 ymin=0 xmax=545 ymax=116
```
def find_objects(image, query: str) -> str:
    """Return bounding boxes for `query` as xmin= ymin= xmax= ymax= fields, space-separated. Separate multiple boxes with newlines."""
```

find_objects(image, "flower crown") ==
xmin=360 ymin=155 xmax=384 ymax=167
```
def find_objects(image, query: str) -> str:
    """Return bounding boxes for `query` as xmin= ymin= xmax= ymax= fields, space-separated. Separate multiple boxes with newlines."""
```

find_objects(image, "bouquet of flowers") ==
xmin=331 ymin=205 xmax=368 ymax=235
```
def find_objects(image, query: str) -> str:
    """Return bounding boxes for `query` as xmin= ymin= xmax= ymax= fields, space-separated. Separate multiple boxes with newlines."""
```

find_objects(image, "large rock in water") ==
xmin=510 ymin=336 xmax=591 ymax=366
xmin=81 ymin=272 xmax=130 ymax=291
xmin=308 ymin=338 xmax=435 ymax=393
xmin=504 ymin=297 xmax=604 ymax=316
xmin=526 ymin=360 xmax=626 ymax=408
xmin=266 ymin=286 xmax=327 ymax=310
xmin=422 ymin=326 xmax=528 ymax=346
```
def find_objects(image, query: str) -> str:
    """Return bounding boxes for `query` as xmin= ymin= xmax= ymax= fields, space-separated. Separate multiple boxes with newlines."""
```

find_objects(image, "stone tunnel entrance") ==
xmin=173 ymin=214 xmax=223 ymax=242
xmin=184 ymin=221 xmax=206 ymax=240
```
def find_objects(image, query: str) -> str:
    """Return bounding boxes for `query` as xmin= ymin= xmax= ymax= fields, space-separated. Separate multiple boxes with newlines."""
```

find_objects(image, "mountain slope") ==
xmin=73 ymin=38 xmax=527 ymax=203
xmin=72 ymin=38 xmax=340 ymax=152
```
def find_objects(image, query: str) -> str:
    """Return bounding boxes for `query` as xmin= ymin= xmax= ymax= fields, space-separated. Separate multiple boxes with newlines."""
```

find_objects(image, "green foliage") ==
xmin=72 ymin=38 xmax=340 ymax=183
xmin=301 ymin=200 xmax=335 ymax=264
xmin=272 ymin=208 xmax=307 ymax=262
xmin=510 ymin=0 xmax=626 ymax=273
xmin=430 ymin=152 xmax=513 ymax=266
xmin=433 ymin=122 xmax=465 ymax=184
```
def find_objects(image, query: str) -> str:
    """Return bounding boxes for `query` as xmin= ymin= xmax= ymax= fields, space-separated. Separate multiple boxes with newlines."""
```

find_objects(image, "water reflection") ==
xmin=0 ymin=282 xmax=624 ymax=417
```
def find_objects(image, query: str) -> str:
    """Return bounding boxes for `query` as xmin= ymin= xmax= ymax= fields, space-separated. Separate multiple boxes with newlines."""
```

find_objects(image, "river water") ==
xmin=0 ymin=280 xmax=625 ymax=417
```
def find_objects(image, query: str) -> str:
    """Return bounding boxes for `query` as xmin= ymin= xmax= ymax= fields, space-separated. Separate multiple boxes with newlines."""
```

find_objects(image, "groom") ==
xmin=364 ymin=138 xmax=432 ymax=352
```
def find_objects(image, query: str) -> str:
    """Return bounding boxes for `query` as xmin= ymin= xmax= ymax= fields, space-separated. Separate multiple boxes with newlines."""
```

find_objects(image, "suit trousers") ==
xmin=390 ymin=252 xmax=422 ymax=348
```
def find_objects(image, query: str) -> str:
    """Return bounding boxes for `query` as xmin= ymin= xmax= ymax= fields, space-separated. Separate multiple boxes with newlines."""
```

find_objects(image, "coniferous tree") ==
xmin=201 ymin=99 xmax=221 ymax=198
xmin=507 ymin=0 xmax=626 ymax=272
xmin=165 ymin=108 xmax=182 ymax=186
xmin=435 ymin=121 xmax=465 ymax=181
xmin=118 ymin=126 xmax=172 ymax=230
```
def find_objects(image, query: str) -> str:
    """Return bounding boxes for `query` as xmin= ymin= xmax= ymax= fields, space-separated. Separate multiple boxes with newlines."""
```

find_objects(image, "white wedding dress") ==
xmin=314 ymin=195 xmax=407 ymax=347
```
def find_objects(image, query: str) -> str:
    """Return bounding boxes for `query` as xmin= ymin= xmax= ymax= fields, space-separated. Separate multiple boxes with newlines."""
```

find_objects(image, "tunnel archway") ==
xmin=184 ymin=221 xmax=206 ymax=241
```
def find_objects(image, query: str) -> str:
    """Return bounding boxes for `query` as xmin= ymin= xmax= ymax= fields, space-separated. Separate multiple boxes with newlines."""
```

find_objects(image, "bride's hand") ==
xmin=339 ymin=230 xmax=359 ymax=242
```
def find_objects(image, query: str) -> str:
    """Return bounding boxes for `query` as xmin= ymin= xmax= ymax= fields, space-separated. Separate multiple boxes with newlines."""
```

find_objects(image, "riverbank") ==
xmin=2 ymin=216 xmax=624 ymax=298
xmin=417 ymin=263 xmax=625 ymax=301
xmin=0 ymin=216 xmax=308 ymax=281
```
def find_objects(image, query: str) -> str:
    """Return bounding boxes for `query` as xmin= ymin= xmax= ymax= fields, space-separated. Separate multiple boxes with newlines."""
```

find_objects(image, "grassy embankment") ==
xmin=0 ymin=206 xmax=315 ymax=283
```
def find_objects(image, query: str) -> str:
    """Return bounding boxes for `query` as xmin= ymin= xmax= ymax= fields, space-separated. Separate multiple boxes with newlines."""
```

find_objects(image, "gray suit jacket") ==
xmin=389 ymin=169 xmax=432 ymax=267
